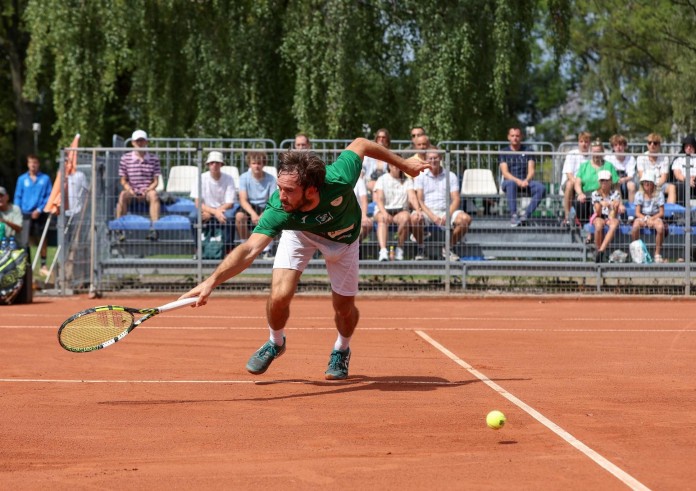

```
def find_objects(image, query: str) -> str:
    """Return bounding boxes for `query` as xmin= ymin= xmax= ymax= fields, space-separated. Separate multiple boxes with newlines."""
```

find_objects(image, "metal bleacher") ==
xmin=47 ymin=137 xmax=696 ymax=296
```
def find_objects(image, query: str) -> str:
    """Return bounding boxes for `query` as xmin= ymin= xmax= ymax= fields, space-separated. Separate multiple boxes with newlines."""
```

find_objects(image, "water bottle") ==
xmin=8 ymin=236 xmax=17 ymax=250
xmin=0 ymin=222 xmax=5 ymax=241
xmin=0 ymin=237 xmax=6 ymax=251
xmin=389 ymin=245 xmax=395 ymax=261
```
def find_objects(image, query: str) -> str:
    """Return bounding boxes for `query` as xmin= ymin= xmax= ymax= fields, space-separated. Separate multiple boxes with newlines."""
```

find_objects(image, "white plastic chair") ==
xmin=166 ymin=166 xmax=199 ymax=194
xmin=461 ymin=169 xmax=498 ymax=197
xmin=221 ymin=165 xmax=240 ymax=189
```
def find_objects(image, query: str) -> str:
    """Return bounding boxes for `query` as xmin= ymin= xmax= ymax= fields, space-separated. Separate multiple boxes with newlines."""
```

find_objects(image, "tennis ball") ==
xmin=486 ymin=410 xmax=506 ymax=430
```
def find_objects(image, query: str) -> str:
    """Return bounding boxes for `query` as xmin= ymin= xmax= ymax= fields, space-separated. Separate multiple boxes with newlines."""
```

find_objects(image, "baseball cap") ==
xmin=131 ymin=129 xmax=148 ymax=141
xmin=597 ymin=170 xmax=612 ymax=181
xmin=205 ymin=151 xmax=225 ymax=165
xmin=0 ymin=186 xmax=7 ymax=195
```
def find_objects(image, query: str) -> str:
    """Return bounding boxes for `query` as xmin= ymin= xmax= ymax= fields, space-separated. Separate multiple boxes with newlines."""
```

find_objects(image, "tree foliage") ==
xmin=10 ymin=0 xmax=695 ymax=179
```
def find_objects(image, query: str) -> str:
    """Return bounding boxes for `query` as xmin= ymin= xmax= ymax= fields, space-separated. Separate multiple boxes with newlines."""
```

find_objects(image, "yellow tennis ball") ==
xmin=486 ymin=410 xmax=506 ymax=430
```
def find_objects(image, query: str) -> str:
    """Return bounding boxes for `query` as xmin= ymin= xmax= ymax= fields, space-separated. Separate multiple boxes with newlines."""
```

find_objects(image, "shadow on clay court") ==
xmin=97 ymin=375 xmax=530 ymax=405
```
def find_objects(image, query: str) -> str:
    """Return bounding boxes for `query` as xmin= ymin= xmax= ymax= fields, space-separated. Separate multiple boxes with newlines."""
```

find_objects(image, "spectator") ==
xmin=363 ymin=128 xmax=391 ymax=193
xmin=353 ymin=175 xmax=373 ymax=242
xmin=560 ymin=132 xmax=591 ymax=226
xmin=180 ymin=137 xmax=430 ymax=380
xmin=373 ymin=164 xmax=416 ymax=261
xmin=235 ymin=151 xmax=277 ymax=258
xmin=294 ymin=133 xmax=311 ymax=150
xmin=410 ymin=149 xmax=471 ymax=261
xmin=671 ymin=134 xmax=696 ymax=207
xmin=191 ymin=150 xmax=237 ymax=254
xmin=632 ymin=171 xmax=666 ymax=263
xmin=591 ymin=170 xmax=625 ymax=263
xmin=573 ymin=140 xmax=619 ymax=223
xmin=606 ymin=134 xmax=638 ymax=202
xmin=636 ymin=133 xmax=676 ymax=204
xmin=499 ymin=127 xmax=546 ymax=227
xmin=14 ymin=154 xmax=52 ymax=274
xmin=407 ymin=126 xmax=426 ymax=149
xmin=116 ymin=130 xmax=162 ymax=240
xmin=411 ymin=134 xmax=431 ymax=162
xmin=0 ymin=186 xmax=23 ymax=239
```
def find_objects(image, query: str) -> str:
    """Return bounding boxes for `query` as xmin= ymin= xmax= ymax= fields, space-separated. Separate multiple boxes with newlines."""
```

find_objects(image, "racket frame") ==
xmin=58 ymin=297 xmax=197 ymax=353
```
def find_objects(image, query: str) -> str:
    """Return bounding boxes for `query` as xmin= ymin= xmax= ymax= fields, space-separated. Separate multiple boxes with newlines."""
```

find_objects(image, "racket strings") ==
xmin=59 ymin=309 xmax=134 ymax=350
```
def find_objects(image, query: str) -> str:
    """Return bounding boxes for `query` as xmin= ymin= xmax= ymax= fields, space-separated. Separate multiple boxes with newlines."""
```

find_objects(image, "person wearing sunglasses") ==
xmin=636 ymin=133 xmax=676 ymax=203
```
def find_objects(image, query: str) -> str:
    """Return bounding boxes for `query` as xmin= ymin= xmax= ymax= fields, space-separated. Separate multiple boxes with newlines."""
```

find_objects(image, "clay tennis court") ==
xmin=1 ymin=295 xmax=695 ymax=490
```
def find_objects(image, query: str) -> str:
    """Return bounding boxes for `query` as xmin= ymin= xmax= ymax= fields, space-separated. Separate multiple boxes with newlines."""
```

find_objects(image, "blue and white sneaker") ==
xmin=246 ymin=337 xmax=286 ymax=375
xmin=325 ymin=348 xmax=351 ymax=380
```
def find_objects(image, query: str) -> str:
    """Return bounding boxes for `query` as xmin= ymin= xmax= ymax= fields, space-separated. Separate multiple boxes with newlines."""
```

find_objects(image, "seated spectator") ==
xmin=191 ymin=151 xmax=237 ymax=253
xmin=605 ymin=134 xmax=638 ymax=202
xmin=0 ymin=185 xmax=23 ymax=239
xmin=499 ymin=127 xmax=546 ymax=227
xmin=410 ymin=149 xmax=471 ymax=261
xmin=373 ymin=164 xmax=417 ymax=261
xmin=235 ymin=151 xmax=276 ymax=258
xmin=561 ymin=131 xmax=591 ymax=226
xmin=294 ymin=133 xmax=311 ymax=150
xmin=14 ymin=154 xmax=51 ymax=274
xmin=636 ymin=133 xmax=676 ymax=204
xmin=573 ymin=140 xmax=619 ymax=223
xmin=363 ymin=128 xmax=391 ymax=193
xmin=116 ymin=129 xmax=162 ymax=240
xmin=671 ymin=134 xmax=696 ymax=206
xmin=353 ymin=174 xmax=373 ymax=242
xmin=411 ymin=133 xmax=431 ymax=162
xmin=591 ymin=170 xmax=625 ymax=263
xmin=632 ymin=171 xmax=666 ymax=263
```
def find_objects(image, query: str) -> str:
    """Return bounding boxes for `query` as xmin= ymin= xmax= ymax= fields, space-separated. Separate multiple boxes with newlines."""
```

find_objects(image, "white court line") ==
xmin=0 ymin=378 xmax=460 ymax=386
xmin=415 ymin=330 xmax=651 ymax=491
xmin=0 ymin=325 xmax=692 ymax=332
xmin=4 ymin=313 xmax=695 ymax=322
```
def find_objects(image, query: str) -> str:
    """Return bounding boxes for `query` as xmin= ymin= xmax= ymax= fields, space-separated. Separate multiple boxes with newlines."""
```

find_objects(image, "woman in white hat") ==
xmin=631 ymin=171 xmax=666 ymax=262
xmin=590 ymin=169 xmax=624 ymax=263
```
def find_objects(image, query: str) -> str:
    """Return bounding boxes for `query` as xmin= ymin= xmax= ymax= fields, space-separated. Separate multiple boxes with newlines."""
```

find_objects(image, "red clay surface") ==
xmin=1 ymin=295 xmax=695 ymax=490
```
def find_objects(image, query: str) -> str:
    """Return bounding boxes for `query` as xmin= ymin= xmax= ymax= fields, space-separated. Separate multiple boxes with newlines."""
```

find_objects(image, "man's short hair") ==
xmin=278 ymin=151 xmax=326 ymax=190
xmin=578 ymin=131 xmax=592 ymax=142
xmin=245 ymin=151 xmax=268 ymax=166
xmin=609 ymin=134 xmax=627 ymax=147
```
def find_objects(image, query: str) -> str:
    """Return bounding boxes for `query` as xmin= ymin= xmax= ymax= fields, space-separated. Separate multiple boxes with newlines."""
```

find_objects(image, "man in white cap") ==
xmin=190 ymin=151 xmax=237 ymax=253
xmin=0 ymin=186 xmax=23 ymax=239
xmin=116 ymin=129 xmax=162 ymax=240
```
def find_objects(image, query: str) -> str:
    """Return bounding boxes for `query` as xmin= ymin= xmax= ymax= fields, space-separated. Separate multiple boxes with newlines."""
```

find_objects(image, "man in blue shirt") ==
xmin=14 ymin=154 xmax=52 ymax=273
xmin=499 ymin=127 xmax=546 ymax=227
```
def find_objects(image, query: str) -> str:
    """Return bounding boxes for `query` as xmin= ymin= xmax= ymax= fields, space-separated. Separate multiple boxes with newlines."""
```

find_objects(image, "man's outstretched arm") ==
xmin=346 ymin=138 xmax=431 ymax=178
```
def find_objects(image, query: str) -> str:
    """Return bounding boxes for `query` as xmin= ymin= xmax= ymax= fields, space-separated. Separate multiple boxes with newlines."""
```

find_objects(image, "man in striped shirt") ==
xmin=116 ymin=129 xmax=162 ymax=240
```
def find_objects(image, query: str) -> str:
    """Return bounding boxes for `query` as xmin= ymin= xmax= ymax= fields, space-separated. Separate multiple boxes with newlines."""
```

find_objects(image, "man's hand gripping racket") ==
xmin=58 ymin=297 xmax=198 ymax=353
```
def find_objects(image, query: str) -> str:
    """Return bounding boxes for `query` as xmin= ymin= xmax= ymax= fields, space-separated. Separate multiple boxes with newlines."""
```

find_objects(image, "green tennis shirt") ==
xmin=253 ymin=150 xmax=363 ymax=244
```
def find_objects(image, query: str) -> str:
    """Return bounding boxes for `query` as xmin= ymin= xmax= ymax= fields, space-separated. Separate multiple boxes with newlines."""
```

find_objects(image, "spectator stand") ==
xmin=107 ymin=147 xmax=199 ymax=260
xmin=59 ymin=143 xmax=695 ymax=298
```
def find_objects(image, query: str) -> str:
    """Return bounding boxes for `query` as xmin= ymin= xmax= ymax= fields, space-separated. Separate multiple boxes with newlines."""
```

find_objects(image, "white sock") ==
xmin=269 ymin=326 xmax=285 ymax=346
xmin=334 ymin=333 xmax=351 ymax=351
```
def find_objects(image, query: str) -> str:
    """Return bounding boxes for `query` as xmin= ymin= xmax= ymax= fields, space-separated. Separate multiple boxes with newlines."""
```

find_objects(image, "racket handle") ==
xmin=157 ymin=297 xmax=199 ymax=313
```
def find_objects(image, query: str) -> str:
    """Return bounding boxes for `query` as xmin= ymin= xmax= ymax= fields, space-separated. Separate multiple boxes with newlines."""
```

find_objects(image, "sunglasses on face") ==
xmin=648 ymin=141 xmax=661 ymax=146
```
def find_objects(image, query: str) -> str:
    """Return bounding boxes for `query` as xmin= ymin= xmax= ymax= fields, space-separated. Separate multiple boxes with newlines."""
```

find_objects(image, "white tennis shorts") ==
xmin=273 ymin=230 xmax=360 ymax=297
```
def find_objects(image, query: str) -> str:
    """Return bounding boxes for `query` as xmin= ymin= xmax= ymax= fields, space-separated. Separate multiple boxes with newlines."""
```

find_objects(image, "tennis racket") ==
xmin=58 ymin=297 xmax=198 ymax=353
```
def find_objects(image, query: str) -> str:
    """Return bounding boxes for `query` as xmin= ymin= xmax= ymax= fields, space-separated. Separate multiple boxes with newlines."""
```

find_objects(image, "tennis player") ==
xmin=181 ymin=138 xmax=430 ymax=379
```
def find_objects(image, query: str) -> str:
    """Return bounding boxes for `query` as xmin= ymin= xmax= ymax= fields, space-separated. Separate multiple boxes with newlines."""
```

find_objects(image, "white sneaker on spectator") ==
xmin=395 ymin=247 xmax=404 ymax=261
xmin=378 ymin=248 xmax=389 ymax=262
xmin=442 ymin=248 xmax=460 ymax=262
